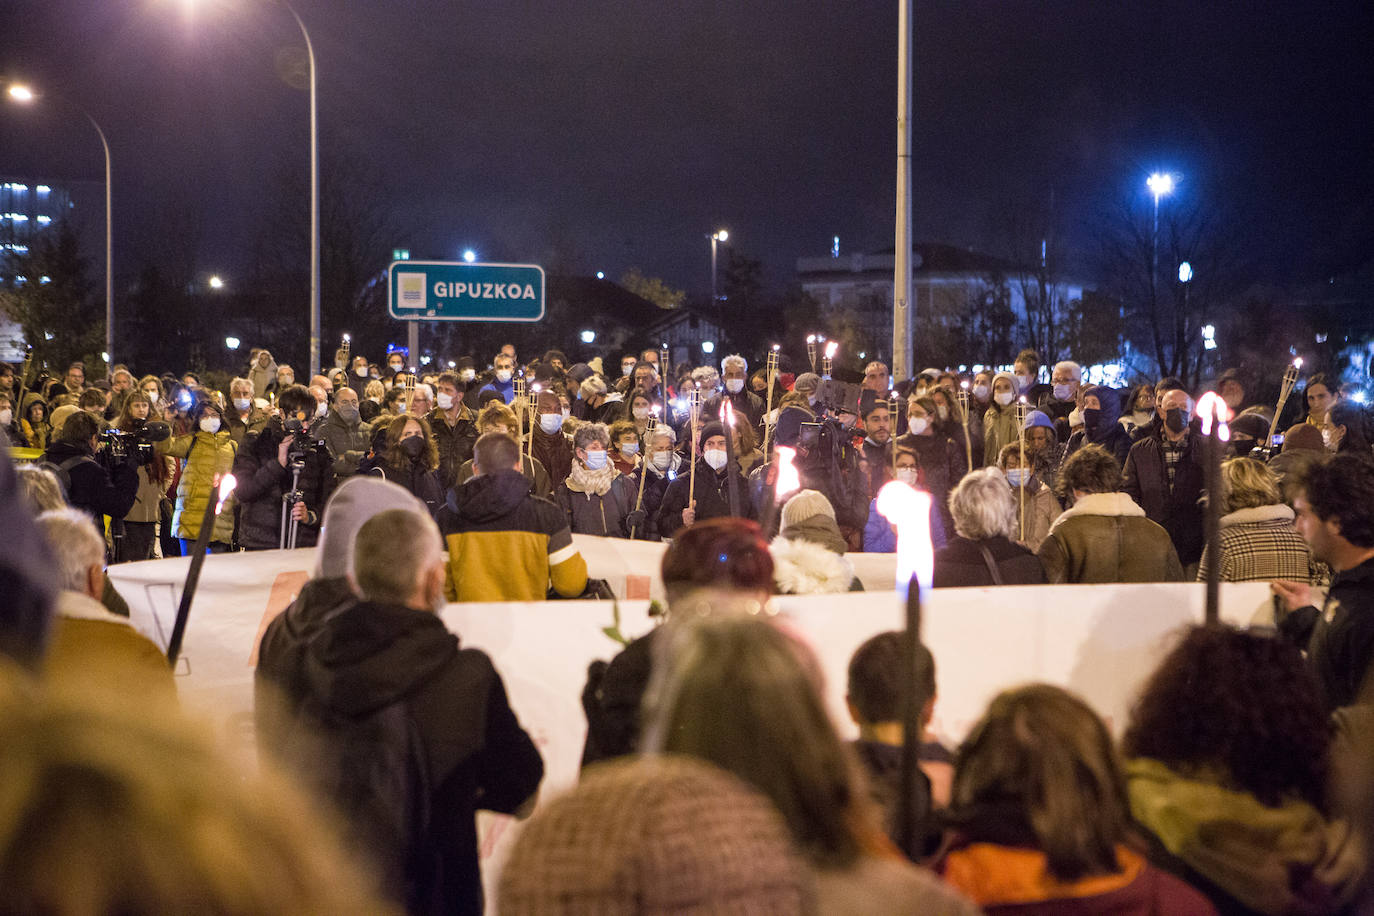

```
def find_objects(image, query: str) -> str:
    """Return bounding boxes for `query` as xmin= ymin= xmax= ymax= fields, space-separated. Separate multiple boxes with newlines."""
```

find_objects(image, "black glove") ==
xmin=625 ymin=510 xmax=646 ymax=532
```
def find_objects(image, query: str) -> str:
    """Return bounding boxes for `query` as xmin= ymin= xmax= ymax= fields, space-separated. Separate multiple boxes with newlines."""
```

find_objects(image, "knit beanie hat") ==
xmin=779 ymin=488 xmax=835 ymax=531
xmin=313 ymin=476 xmax=428 ymax=580
xmin=497 ymin=755 xmax=808 ymax=915
xmin=792 ymin=372 xmax=821 ymax=394
xmin=1023 ymin=409 xmax=1055 ymax=431
xmin=698 ymin=421 xmax=725 ymax=451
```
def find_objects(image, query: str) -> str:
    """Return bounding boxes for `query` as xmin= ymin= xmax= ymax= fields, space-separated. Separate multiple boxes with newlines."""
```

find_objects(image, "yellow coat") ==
xmin=160 ymin=430 xmax=238 ymax=542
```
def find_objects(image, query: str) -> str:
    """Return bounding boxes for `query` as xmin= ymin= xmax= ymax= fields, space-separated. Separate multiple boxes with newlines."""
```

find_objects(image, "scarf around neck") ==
xmin=567 ymin=458 xmax=618 ymax=496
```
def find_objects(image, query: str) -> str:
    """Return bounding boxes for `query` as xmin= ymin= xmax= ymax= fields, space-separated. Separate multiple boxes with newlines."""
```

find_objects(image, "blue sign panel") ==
xmin=388 ymin=261 xmax=545 ymax=322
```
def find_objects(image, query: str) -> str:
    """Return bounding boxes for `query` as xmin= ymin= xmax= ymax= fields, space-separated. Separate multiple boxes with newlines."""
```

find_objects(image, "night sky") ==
xmin=3 ymin=0 xmax=1371 ymax=300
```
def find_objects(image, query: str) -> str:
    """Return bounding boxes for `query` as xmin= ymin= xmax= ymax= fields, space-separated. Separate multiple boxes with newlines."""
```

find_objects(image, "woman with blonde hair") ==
xmin=643 ymin=615 xmax=980 ymax=915
xmin=937 ymin=684 xmax=1216 ymax=913
xmin=1196 ymin=457 xmax=1322 ymax=583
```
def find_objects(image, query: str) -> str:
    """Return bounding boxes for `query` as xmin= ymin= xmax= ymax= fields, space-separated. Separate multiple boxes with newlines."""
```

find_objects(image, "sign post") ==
xmin=388 ymin=260 xmax=546 ymax=365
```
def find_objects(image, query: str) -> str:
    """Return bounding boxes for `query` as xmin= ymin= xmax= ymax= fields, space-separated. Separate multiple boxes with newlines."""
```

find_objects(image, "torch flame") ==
xmin=1294 ymin=357 xmax=1304 ymax=370
xmin=720 ymin=400 xmax=735 ymax=427
xmin=876 ymin=480 xmax=935 ymax=594
xmin=824 ymin=341 xmax=838 ymax=359
xmin=214 ymin=474 xmax=237 ymax=515
xmin=774 ymin=446 xmax=801 ymax=499
xmin=1196 ymin=391 xmax=1233 ymax=442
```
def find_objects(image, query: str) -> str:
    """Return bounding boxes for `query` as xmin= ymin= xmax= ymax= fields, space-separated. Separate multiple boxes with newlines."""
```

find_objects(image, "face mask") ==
xmin=621 ymin=441 xmax=639 ymax=456
xmin=1014 ymin=373 xmax=1032 ymax=393
xmin=1132 ymin=409 xmax=1153 ymax=426
xmin=395 ymin=436 xmax=423 ymax=460
xmin=914 ymin=386 xmax=928 ymax=398
xmin=0 ymin=409 xmax=11 ymax=426
xmin=1004 ymin=468 xmax=1029 ymax=486
xmin=583 ymin=450 xmax=608 ymax=470
xmin=908 ymin=417 xmax=928 ymax=435
xmin=995 ymin=391 xmax=1015 ymax=407
xmin=725 ymin=378 xmax=744 ymax=394
xmin=396 ymin=402 xmax=407 ymax=415
xmin=895 ymin=467 xmax=918 ymax=486
xmin=936 ymin=405 xmax=949 ymax=421
xmin=355 ymin=367 xmax=368 ymax=377
xmin=495 ymin=369 xmax=513 ymax=383
xmin=199 ymin=417 xmax=221 ymax=434
xmin=539 ymin=413 xmax=563 ymax=434
xmin=703 ymin=448 xmax=728 ymax=471
xmin=337 ymin=404 xmax=360 ymax=424
xmin=1322 ymin=429 xmax=1335 ymax=449
xmin=622 ymin=363 xmax=636 ymax=376
xmin=233 ymin=397 xmax=251 ymax=412
xmin=652 ymin=452 xmax=672 ymax=471
xmin=807 ymin=394 xmax=819 ymax=407
xmin=1053 ymin=383 xmax=1074 ymax=401
xmin=459 ymin=369 xmax=475 ymax=382
xmin=1068 ymin=407 xmax=1083 ymax=427
xmin=1082 ymin=407 xmax=1101 ymax=431
xmin=1164 ymin=407 xmax=1188 ymax=434
xmin=315 ymin=402 xmax=328 ymax=418
xmin=629 ymin=406 xmax=650 ymax=420
xmin=972 ymin=384 xmax=989 ymax=400
xmin=280 ymin=377 xmax=295 ymax=388
xmin=436 ymin=392 xmax=454 ymax=410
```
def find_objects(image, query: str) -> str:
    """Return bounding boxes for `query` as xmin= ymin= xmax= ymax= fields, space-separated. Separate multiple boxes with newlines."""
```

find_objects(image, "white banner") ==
xmin=107 ymin=539 xmax=1275 ymax=905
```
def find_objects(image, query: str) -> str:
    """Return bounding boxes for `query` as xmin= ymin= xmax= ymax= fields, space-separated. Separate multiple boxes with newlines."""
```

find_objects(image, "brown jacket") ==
xmin=43 ymin=590 xmax=177 ymax=705
xmin=1037 ymin=492 xmax=1184 ymax=583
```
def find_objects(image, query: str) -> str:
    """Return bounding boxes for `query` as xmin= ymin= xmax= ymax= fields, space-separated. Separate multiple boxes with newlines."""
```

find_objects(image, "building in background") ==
xmin=0 ymin=178 xmax=75 ymax=362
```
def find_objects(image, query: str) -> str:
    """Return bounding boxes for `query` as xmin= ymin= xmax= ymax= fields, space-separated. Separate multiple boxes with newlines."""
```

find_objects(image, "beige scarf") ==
xmin=567 ymin=458 xmax=618 ymax=497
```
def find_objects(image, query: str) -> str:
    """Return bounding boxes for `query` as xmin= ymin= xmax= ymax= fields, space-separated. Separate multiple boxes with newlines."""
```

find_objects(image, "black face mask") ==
xmin=1232 ymin=437 xmax=1255 ymax=457
xmin=1164 ymin=408 xmax=1187 ymax=434
xmin=1082 ymin=407 xmax=1102 ymax=436
xmin=401 ymin=436 xmax=424 ymax=459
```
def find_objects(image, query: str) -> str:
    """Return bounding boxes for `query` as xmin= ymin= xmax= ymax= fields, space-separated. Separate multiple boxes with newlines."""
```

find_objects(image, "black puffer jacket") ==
xmin=43 ymin=439 xmax=139 ymax=528
xmin=257 ymin=592 xmax=543 ymax=916
xmin=232 ymin=421 xmax=332 ymax=550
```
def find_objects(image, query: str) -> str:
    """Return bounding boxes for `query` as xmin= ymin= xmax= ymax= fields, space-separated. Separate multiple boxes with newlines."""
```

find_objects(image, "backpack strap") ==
xmin=978 ymin=544 xmax=1005 ymax=586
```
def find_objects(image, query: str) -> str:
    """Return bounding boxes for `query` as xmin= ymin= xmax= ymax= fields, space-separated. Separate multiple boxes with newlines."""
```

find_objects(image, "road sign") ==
xmin=388 ymin=260 xmax=545 ymax=322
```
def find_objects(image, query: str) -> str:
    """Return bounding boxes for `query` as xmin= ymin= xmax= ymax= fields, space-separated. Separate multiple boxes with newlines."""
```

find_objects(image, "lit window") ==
xmin=14 ymin=276 xmax=26 ymax=285
xmin=39 ymin=275 xmax=51 ymax=284
xmin=36 ymin=185 xmax=50 ymax=194
xmin=36 ymin=215 xmax=51 ymax=225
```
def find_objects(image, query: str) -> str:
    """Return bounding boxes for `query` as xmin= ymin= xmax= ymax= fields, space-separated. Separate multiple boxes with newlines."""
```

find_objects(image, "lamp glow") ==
xmin=1147 ymin=172 xmax=1175 ymax=200
xmin=7 ymin=84 xmax=35 ymax=103
xmin=462 ymin=249 xmax=477 ymax=263
xmin=580 ymin=329 xmax=596 ymax=344
xmin=701 ymin=341 xmax=715 ymax=354
xmin=209 ymin=275 xmax=224 ymax=290
xmin=225 ymin=336 xmax=240 ymax=350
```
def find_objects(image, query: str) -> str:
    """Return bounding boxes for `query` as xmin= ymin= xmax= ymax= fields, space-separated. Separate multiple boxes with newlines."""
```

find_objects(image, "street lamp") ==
xmin=7 ymin=82 xmax=114 ymax=371
xmin=709 ymin=228 xmax=728 ymax=321
xmin=1146 ymin=172 xmax=1175 ymax=297
xmin=580 ymin=329 xmax=596 ymax=344
xmin=462 ymin=249 xmax=477 ymax=263
xmin=209 ymin=275 xmax=225 ymax=290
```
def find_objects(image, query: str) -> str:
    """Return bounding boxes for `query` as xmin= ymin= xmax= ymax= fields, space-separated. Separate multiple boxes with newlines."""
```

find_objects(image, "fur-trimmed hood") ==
xmin=770 ymin=536 xmax=855 ymax=595
xmin=1050 ymin=492 xmax=1145 ymax=531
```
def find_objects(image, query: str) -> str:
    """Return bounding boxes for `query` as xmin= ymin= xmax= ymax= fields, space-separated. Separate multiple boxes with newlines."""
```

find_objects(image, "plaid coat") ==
xmin=1195 ymin=503 xmax=1323 ymax=583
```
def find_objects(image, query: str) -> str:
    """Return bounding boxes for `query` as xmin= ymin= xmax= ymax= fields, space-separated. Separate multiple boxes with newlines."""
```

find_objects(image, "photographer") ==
xmin=232 ymin=384 xmax=333 ymax=551
xmin=754 ymin=406 xmax=870 ymax=544
xmin=110 ymin=391 xmax=173 ymax=562
xmin=42 ymin=410 xmax=139 ymax=537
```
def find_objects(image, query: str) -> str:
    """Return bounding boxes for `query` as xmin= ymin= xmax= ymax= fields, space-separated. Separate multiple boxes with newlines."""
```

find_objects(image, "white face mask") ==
xmin=622 ymin=363 xmax=636 ymax=376
xmin=0 ymin=409 xmax=11 ymax=427
xmin=436 ymin=392 xmax=454 ymax=410
xmin=233 ymin=397 xmax=251 ymax=412
xmin=936 ymin=405 xmax=949 ymax=421
xmin=495 ymin=369 xmax=513 ymax=383
xmin=632 ymin=406 xmax=651 ymax=420
xmin=1053 ymin=383 xmax=1074 ymax=401
xmin=908 ymin=417 xmax=928 ymax=435
xmin=459 ymin=369 xmax=476 ymax=382
xmin=315 ymin=401 xmax=328 ymax=418
xmin=396 ymin=402 xmax=407 ymax=415
xmin=355 ymin=367 xmax=368 ymax=377
xmin=652 ymin=451 xmax=672 ymax=471
xmin=621 ymin=440 xmax=639 ymax=456
xmin=583 ymin=449 xmax=608 ymax=470
xmin=1322 ymin=428 xmax=1335 ymax=449
xmin=1014 ymin=373 xmax=1032 ymax=393
xmin=199 ymin=417 xmax=221 ymax=434
xmin=539 ymin=413 xmax=563 ymax=434
xmin=1004 ymin=468 xmax=1030 ymax=486
xmin=1068 ymin=407 xmax=1083 ymax=427
xmin=703 ymin=448 xmax=728 ymax=471
xmin=389 ymin=364 xmax=404 ymax=375
xmin=895 ymin=467 xmax=918 ymax=486
xmin=724 ymin=378 xmax=744 ymax=394
xmin=995 ymin=391 xmax=1015 ymax=407
xmin=1132 ymin=409 xmax=1153 ymax=426
xmin=972 ymin=384 xmax=989 ymax=400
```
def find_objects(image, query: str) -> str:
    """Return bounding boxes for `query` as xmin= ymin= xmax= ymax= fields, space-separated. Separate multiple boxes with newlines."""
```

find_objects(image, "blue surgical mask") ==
xmin=621 ymin=441 xmax=639 ymax=456
xmin=539 ymin=413 xmax=563 ymax=434
xmin=584 ymin=450 xmax=608 ymax=470
xmin=1004 ymin=468 xmax=1030 ymax=486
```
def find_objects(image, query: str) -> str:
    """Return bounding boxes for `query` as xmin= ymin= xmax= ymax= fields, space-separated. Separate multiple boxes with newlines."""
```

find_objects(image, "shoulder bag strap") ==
xmin=978 ymin=544 xmax=1005 ymax=586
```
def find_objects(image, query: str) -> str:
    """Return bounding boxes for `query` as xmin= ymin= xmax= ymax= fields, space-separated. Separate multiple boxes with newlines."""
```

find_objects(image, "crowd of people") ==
xmin=2 ymin=338 xmax=1373 ymax=913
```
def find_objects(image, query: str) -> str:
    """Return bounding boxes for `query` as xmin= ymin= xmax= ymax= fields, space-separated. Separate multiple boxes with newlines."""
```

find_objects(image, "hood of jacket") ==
xmin=300 ymin=598 xmax=458 ymax=717
xmin=1082 ymin=385 xmax=1123 ymax=442
xmin=456 ymin=469 xmax=533 ymax=524
xmin=770 ymin=535 xmax=855 ymax=595
xmin=1125 ymin=757 xmax=1330 ymax=915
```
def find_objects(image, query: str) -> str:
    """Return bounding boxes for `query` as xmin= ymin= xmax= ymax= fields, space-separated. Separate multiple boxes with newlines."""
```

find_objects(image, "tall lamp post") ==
xmin=1146 ymin=172 xmax=1175 ymax=302
xmin=7 ymin=83 xmax=114 ymax=372
xmin=709 ymin=228 xmax=728 ymax=326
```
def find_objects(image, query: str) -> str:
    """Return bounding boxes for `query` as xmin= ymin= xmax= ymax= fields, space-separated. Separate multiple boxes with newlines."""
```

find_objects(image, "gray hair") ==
xmin=721 ymin=354 xmax=747 ymax=375
xmin=573 ymin=421 xmax=611 ymax=452
xmin=948 ymin=467 xmax=1016 ymax=540
xmin=352 ymin=509 xmax=440 ymax=606
xmin=35 ymin=508 xmax=106 ymax=593
xmin=229 ymin=376 xmax=254 ymax=396
xmin=412 ymin=383 xmax=434 ymax=401
xmin=1053 ymin=361 xmax=1082 ymax=382
xmin=16 ymin=465 xmax=66 ymax=514
xmin=648 ymin=425 xmax=677 ymax=447
xmin=691 ymin=366 xmax=721 ymax=390
xmin=579 ymin=375 xmax=607 ymax=400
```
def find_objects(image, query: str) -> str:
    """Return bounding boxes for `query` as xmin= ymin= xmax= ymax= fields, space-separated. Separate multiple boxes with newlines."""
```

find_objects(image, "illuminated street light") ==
xmin=209 ymin=275 xmax=225 ymax=290
xmin=709 ymin=228 xmax=729 ymax=327
xmin=7 ymin=81 xmax=114 ymax=370
xmin=225 ymin=336 xmax=241 ymax=350
xmin=1146 ymin=171 xmax=1177 ymax=305
xmin=1178 ymin=261 xmax=1193 ymax=283
xmin=580 ymin=329 xmax=596 ymax=344
xmin=596 ymin=271 xmax=605 ymax=279
xmin=1146 ymin=172 xmax=1175 ymax=203
xmin=462 ymin=249 xmax=477 ymax=263
xmin=701 ymin=341 xmax=716 ymax=355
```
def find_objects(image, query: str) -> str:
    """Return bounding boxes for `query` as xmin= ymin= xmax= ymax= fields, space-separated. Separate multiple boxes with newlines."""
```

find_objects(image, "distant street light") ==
xmin=1178 ymin=261 xmax=1193 ymax=283
xmin=1147 ymin=172 xmax=1176 ymax=308
xmin=580 ymin=329 xmax=596 ymax=344
xmin=225 ymin=336 xmax=241 ymax=350
xmin=596 ymin=271 xmax=605 ymax=280
xmin=709 ymin=228 xmax=729 ymax=330
xmin=462 ymin=249 xmax=477 ymax=263
xmin=701 ymin=341 xmax=716 ymax=355
xmin=209 ymin=275 xmax=225 ymax=290
xmin=7 ymin=82 xmax=114 ymax=370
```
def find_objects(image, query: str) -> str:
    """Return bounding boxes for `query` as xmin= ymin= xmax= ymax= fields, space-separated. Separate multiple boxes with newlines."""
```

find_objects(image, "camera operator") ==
xmin=232 ymin=384 xmax=333 ymax=550
xmin=751 ymin=406 xmax=870 ymax=545
xmin=41 ymin=410 xmax=139 ymax=538
xmin=109 ymin=391 xmax=173 ymax=562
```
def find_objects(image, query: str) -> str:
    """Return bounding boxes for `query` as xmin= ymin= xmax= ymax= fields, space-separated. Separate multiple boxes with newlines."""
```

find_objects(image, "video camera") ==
xmin=281 ymin=414 xmax=328 ymax=465
xmin=98 ymin=420 xmax=171 ymax=466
